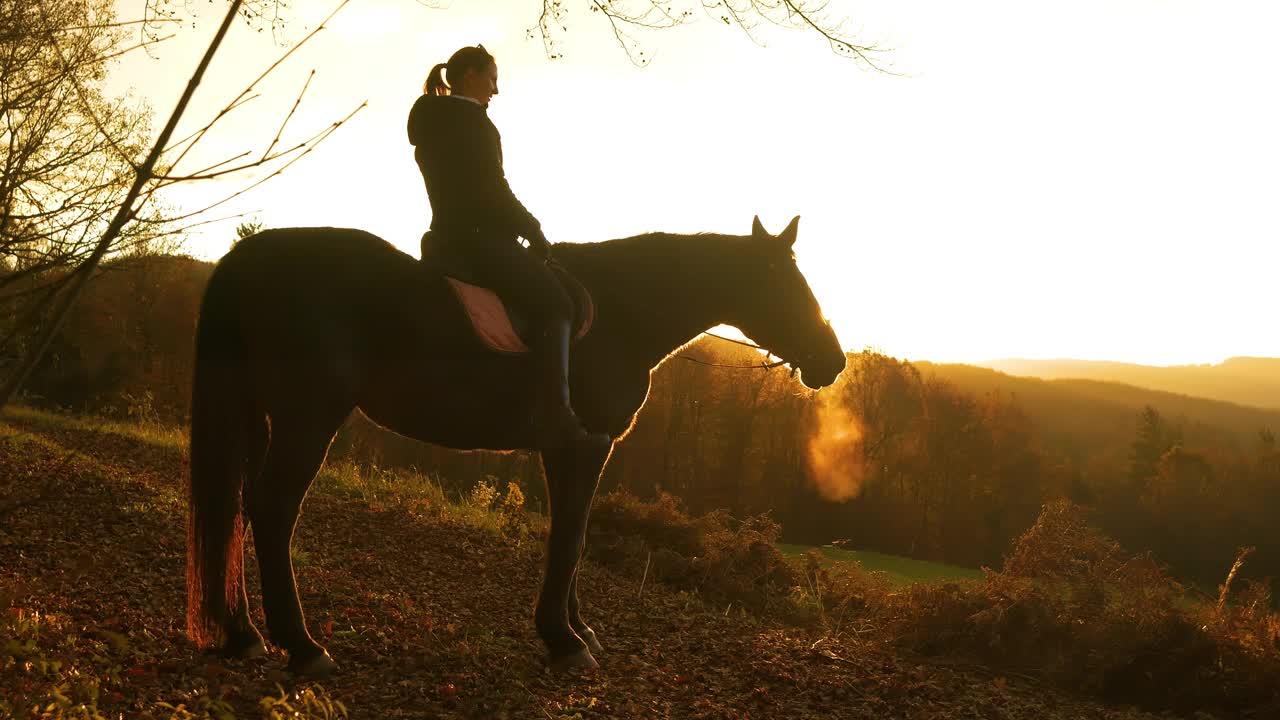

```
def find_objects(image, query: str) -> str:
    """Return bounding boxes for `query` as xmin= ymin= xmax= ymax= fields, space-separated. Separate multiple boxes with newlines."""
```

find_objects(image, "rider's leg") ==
xmin=467 ymin=238 xmax=605 ymax=448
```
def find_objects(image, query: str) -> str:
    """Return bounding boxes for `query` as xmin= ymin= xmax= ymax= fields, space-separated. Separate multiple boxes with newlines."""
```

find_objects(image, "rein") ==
xmin=676 ymin=332 xmax=792 ymax=373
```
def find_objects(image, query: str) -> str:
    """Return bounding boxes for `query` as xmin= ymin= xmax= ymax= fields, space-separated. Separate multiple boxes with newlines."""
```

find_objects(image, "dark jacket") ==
xmin=407 ymin=94 xmax=542 ymax=243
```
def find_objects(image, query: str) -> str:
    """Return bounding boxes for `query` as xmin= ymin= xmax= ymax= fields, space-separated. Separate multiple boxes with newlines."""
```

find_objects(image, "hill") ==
xmin=915 ymin=361 xmax=1280 ymax=459
xmin=0 ymin=409 xmax=1187 ymax=720
xmin=977 ymin=357 xmax=1280 ymax=410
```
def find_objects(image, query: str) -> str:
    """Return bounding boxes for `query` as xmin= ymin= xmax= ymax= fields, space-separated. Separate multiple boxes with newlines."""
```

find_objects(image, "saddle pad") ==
xmin=445 ymin=276 xmax=594 ymax=354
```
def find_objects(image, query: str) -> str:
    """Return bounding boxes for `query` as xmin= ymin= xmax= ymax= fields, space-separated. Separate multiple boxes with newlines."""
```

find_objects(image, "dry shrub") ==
xmin=588 ymin=494 xmax=1280 ymax=716
xmin=588 ymin=491 xmax=799 ymax=612
xmin=878 ymin=500 xmax=1280 ymax=716
xmin=1002 ymin=499 xmax=1125 ymax=580
xmin=796 ymin=551 xmax=895 ymax=628
xmin=590 ymin=491 xmax=704 ymax=557
xmin=696 ymin=512 xmax=799 ymax=611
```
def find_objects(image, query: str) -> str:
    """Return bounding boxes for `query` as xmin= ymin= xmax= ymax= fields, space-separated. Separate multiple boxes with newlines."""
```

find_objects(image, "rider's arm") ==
xmin=465 ymin=118 xmax=546 ymax=246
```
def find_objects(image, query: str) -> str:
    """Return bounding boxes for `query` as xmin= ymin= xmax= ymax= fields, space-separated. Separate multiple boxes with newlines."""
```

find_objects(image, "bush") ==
xmin=587 ymin=491 xmax=799 ymax=612
xmin=585 ymin=496 xmax=1280 ymax=716
xmin=869 ymin=501 xmax=1280 ymax=716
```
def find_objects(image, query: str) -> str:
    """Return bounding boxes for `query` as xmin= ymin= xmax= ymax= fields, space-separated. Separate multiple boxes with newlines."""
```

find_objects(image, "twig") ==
xmin=263 ymin=69 xmax=315 ymax=161
xmin=1216 ymin=547 xmax=1255 ymax=617
xmin=146 ymin=100 xmax=366 ymax=216
xmin=638 ymin=550 xmax=652 ymax=599
xmin=164 ymin=0 xmax=353 ymax=171
xmin=162 ymin=94 xmax=261 ymax=155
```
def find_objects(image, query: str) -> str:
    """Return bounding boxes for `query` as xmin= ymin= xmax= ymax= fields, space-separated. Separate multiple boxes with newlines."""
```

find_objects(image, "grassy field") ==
xmin=776 ymin=543 xmax=984 ymax=585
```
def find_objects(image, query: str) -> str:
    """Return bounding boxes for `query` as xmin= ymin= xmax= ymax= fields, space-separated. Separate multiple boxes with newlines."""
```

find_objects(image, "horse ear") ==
xmin=751 ymin=215 xmax=768 ymax=240
xmin=779 ymin=215 xmax=800 ymax=248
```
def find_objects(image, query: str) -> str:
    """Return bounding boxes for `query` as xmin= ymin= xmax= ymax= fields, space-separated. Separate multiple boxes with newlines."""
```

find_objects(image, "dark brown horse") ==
xmin=186 ymin=215 xmax=845 ymax=676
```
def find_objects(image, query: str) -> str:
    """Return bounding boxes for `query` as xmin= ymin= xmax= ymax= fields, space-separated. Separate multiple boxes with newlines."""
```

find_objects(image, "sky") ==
xmin=105 ymin=0 xmax=1280 ymax=366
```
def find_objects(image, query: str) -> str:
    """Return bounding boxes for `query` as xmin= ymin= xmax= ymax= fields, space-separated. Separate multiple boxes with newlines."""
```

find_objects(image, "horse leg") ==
xmin=568 ymin=440 xmax=616 ymax=656
xmin=247 ymin=413 xmax=340 ymax=677
xmin=568 ymin=563 xmax=603 ymax=656
xmin=221 ymin=411 xmax=270 ymax=659
xmin=222 ymin=582 xmax=266 ymax=658
xmin=534 ymin=439 xmax=610 ymax=671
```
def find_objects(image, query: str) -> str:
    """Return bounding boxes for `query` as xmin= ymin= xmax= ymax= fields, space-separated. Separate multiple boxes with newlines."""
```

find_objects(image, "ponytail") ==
xmin=423 ymin=45 xmax=494 ymax=97
xmin=424 ymin=63 xmax=449 ymax=96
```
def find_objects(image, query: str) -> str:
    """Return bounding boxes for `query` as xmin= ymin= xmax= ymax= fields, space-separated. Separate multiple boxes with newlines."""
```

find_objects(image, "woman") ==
xmin=407 ymin=45 xmax=601 ymax=450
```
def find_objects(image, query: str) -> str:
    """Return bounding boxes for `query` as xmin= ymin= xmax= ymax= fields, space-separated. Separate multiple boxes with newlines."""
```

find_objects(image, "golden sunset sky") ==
xmin=107 ymin=0 xmax=1279 ymax=366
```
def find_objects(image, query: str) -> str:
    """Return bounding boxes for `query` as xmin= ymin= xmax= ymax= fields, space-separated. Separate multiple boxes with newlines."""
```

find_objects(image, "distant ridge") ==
xmin=912 ymin=361 xmax=1280 ymax=460
xmin=973 ymin=357 xmax=1280 ymax=410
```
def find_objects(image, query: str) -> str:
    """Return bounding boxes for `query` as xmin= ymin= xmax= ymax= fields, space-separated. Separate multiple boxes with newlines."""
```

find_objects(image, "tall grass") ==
xmin=2 ymin=403 xmax=188 ymax=452
xmin=2 ymin=406 xmax=534 ymax=538
xmin=315 ymin=461 xmax=534 ymax=538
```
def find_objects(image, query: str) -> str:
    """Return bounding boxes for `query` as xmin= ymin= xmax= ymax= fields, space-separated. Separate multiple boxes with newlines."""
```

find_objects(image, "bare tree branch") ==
xmin=157 ymin=0 xmax=352 ymax=184
xmin=262 ymin=69 xmax=313 ymax=161
xmin=0 ymin=0 xmax=247 ymax=408
xmin=530 ymin=0 xmax=889 ymax=70
xmin=146 ymin=100 xmax=366 ymax=217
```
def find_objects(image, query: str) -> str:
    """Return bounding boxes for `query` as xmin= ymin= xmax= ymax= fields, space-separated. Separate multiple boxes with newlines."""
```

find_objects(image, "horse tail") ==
xmin=186 ymin=261 xmax=254 ymax=648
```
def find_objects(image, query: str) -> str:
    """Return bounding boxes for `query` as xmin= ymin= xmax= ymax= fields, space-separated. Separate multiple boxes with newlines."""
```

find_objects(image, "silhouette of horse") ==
xmin=187 ymin=215 xmax=846 ymax=676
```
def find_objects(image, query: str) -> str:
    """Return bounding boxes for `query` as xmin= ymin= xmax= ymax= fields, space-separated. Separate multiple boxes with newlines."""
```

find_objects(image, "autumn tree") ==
xmin=0 ymin=0 xmax=174 ymax=362
xmin=1130 ymin=406 xmax=1179 ymax=487
xmin=0 ymin=0 xmax=366 ymax=408
xmin=0 ymin=1 xmax=165 ymax=276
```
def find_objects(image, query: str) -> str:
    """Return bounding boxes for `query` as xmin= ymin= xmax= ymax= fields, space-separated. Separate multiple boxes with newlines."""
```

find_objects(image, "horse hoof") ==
xmin=288 ymin=652 xmax=338 ymax=678
xmin=549 ymin=647 xmax=598 ymax=673
xmin=578 ymin=628 xmax=604 ymax=656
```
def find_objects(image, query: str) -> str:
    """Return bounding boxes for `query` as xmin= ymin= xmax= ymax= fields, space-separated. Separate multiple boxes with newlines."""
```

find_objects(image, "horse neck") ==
xmin=566 ymin=233 xmax=736 ymax=371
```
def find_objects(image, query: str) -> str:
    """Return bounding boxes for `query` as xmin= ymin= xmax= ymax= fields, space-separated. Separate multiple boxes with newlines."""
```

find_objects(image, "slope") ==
xmin=0 ymin=410 xmax=1160 ymax=719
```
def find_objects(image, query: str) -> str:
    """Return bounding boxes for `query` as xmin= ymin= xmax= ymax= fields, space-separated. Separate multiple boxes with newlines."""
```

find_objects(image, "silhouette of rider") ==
xmin=407 ymin=45 xmax=604 ymax=450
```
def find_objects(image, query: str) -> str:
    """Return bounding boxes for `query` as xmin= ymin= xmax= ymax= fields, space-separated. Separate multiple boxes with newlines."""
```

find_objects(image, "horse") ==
xmin=186 ymin=215 xmax=846 ymax=677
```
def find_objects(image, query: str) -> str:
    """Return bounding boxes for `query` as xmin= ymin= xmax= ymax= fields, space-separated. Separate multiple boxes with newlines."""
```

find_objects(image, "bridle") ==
xmin=677 ymin=332 xmax=798 ymax=377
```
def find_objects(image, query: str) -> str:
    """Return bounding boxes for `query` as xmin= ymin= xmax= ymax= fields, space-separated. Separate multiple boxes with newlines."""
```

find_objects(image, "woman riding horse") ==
xmin=186 ymin=44 xmax=846 ymax=678
xmin=407 ymin=45 xmax=601 ymax=450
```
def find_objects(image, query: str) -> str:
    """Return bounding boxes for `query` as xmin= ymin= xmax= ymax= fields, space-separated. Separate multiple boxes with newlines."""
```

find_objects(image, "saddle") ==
xmin=420 ymin=232 xmax=594 ymax=354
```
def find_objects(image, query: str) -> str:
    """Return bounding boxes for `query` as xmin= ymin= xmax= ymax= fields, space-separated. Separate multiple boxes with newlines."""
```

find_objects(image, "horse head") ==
xmin=720 ymin=216 xmax=846 ymax=389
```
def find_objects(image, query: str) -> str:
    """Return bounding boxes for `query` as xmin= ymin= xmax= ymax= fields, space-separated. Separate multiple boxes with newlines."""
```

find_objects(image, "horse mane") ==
xmin=553 ymin=231 xmax=754 ymax=273
xmin=550 ymin=231 xmax=767 ymax=355
xmin=562 ymin=230 xmax=744 ymax=251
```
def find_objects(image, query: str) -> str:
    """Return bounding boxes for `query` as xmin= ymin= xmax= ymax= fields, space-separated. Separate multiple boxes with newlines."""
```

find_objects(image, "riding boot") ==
xmin=532 ymin=320 xmax=610 ymax=450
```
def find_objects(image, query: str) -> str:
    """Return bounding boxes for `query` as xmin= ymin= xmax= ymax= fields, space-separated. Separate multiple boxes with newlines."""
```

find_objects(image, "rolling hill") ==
xmin=976 ymin=357 xmax=1280 ymax=410
xmin=914 ymin=361 xmax=1280 ymax=459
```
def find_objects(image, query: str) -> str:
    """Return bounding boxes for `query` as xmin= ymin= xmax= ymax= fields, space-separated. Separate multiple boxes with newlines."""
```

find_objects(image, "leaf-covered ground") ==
xmin=1 ymin=412 xmax=1175 ymax=719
